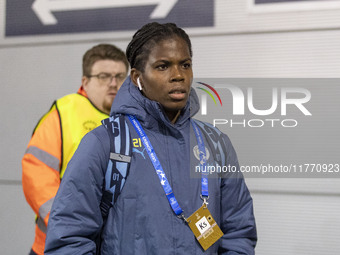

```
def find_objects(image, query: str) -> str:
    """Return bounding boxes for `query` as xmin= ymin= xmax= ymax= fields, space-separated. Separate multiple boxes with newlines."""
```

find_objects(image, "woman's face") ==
xmin=135 ymin=37 xmax=193 ymax=121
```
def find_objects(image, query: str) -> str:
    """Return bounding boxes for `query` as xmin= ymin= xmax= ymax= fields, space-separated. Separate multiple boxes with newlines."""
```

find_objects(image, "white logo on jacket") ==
xmin=193 ymin=145 xmax=210 ymax=163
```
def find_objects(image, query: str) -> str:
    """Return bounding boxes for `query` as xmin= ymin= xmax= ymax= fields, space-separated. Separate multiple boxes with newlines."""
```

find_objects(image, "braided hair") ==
xmin=126 ymin=22 xmax=192 ymax=72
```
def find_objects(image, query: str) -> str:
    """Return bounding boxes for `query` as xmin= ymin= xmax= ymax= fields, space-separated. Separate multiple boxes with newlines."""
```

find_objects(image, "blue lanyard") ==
xmin=190 ymin=119 xmax=209 ymax=198
xmin=128 ymin=115 xmax=208 ymax=217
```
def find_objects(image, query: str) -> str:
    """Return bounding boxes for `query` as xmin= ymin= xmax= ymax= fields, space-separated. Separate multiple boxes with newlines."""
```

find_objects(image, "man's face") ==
xmin=82 ymin=59 xmax=127 ymax=114
xmin=138 ymin=37 xmax=193 ymax=121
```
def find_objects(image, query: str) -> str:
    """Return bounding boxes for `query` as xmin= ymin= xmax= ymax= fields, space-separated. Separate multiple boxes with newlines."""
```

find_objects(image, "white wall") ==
xmin=1 ymin=0 xmax=340 ymax=254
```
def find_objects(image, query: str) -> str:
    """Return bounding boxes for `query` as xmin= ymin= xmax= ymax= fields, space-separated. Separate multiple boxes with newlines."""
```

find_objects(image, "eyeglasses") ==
xmin=87 ymin=72 xmax=126 ymax=85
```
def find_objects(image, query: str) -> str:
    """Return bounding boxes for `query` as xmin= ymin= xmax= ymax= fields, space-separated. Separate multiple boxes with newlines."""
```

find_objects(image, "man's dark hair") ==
xmin=126 ymin=22 xmax=192 ymax=72
xmin=82 ymin=44 xmax=129 ymax=77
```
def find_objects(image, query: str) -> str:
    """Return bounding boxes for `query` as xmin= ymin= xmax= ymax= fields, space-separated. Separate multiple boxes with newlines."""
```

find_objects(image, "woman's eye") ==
xmin=157 ymin=64 xmax=168 ymax=71
xmin=183 ymin=63 xmax=191 ymax=69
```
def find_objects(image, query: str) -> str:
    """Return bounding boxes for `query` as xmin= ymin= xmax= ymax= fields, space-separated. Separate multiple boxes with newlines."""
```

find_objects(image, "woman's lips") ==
xmin=169 ymin=89 xmax=186 ymax=100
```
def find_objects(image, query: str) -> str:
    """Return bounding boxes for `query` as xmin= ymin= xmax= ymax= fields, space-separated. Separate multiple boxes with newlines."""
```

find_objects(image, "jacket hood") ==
xmin=110 ymin=76 xmax=200 ymax=126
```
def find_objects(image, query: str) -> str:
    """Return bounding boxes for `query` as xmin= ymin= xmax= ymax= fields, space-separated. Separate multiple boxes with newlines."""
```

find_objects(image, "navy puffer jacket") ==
xmin=45 ymin=77 xmax=257 ymax=254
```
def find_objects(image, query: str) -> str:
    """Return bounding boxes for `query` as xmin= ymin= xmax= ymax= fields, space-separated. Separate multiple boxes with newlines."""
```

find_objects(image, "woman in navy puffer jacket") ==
xmin=45 ymin=22 xmax=257 ymax=255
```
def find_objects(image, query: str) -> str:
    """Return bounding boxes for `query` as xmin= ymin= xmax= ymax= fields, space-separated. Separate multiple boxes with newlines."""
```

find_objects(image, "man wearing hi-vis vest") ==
xmin=22 ymin=44 xmax=129 ymax=255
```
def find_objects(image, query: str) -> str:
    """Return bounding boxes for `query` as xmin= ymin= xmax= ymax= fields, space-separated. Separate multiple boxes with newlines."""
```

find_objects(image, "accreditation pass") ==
xmin=187 ymin=205 xmax=224 ymax=250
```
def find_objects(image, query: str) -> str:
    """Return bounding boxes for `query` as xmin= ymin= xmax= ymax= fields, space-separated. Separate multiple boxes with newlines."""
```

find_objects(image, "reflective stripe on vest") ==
xmin=56 ymin=94 xmax=108 ymax=178
xmin=25 ymin=146 xmax=59 ymax=171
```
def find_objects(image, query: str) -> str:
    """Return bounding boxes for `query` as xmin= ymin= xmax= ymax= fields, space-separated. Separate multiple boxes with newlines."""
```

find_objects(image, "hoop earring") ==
xmin=137 ymin=77 xmax=143 ymax=91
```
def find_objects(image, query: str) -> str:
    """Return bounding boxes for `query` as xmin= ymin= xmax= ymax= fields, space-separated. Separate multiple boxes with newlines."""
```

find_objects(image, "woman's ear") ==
xmin=130 ymin=68 xmax=141 ymax=89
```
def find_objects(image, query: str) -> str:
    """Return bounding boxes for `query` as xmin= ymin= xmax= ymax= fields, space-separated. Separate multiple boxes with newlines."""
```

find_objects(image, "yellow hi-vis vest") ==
xmin=56 ymin=93 xmax=109 ymax=178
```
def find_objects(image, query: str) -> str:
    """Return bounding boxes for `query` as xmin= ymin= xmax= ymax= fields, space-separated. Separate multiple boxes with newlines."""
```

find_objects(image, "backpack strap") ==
xmin=100 ymin=114 xmax=132 ymax=219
